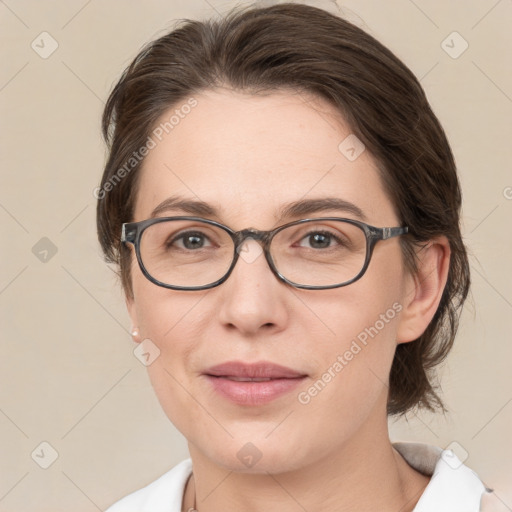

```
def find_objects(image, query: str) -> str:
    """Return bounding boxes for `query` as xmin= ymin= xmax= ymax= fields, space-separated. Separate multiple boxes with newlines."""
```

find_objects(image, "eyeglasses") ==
xmin=121 ymin=216 xmax=408 ymax=291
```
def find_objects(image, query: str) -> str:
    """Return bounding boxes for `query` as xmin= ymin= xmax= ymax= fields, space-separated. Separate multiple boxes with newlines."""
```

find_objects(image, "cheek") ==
xmin=296 ymin=293 xmax=402 ymax=418
xmin=132 ymin=279 xmax=212 ymax=436
xmin=131 ymin=262 xmax=209 ymax=344
xmin=286 ymin=310 xmax=400 ymax=463
xmin=296 ymin=246 xmax=405 ymax=414
xmin=131 ymin=271 xmax=200 ymax=367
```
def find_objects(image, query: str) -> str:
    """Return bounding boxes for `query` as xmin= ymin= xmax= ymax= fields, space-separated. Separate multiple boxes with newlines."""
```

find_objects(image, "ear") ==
xmin=396 ymin=236 xmax=451 ymax=344
xmin=125 ymin=293 xmax=142 ymax=344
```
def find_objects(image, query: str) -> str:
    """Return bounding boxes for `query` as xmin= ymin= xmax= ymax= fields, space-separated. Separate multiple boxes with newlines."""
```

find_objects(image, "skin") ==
xmin=126 ymin=88 xmax=451 ymax=512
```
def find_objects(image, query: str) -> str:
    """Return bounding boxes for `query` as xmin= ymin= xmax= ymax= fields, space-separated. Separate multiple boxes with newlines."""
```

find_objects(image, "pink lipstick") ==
xmin=204 ymin=361 xmax=307 ymax=405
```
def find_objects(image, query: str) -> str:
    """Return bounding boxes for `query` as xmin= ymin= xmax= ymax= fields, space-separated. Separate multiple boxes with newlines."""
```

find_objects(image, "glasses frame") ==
xmin=121 ymin=216 xmax=408 ymax=291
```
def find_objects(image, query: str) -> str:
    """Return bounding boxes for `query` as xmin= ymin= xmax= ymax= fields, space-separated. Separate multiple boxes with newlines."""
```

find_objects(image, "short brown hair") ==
xmin=97 ymin=2 xmax=470 ymax=416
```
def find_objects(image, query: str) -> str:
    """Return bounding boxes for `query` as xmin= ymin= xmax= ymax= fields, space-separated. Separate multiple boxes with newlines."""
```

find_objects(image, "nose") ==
xmin=215 ymin=237 xmax=288 ymax=335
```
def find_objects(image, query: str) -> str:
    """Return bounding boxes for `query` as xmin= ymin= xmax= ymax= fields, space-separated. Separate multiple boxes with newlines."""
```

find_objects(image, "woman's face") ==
xmin=127 ymin=88 xmax=415 ymax=473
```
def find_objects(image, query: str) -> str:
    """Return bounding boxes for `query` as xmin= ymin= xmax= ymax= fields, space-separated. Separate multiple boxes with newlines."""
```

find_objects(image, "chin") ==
xmin=197 ymin=434 xmax=314 ymax=475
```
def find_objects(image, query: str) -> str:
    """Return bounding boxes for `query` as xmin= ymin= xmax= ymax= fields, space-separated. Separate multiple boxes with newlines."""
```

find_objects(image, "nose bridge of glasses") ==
xmin=231 ymin=228 xmax=273 ymax=265
xmin=234 ymin=228 xmax=271 ymax=246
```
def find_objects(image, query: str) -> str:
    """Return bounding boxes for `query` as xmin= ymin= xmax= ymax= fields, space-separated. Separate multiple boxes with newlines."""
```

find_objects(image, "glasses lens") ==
xmin=139 ymin=220 xmax=234 ymax=288
xmin=270 ymin=220 xmax=367 ymax=287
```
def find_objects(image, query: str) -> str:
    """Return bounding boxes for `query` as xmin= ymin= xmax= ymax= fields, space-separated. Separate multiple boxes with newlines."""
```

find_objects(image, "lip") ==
xmin=204 ymin=361 xmax=307 ymax=406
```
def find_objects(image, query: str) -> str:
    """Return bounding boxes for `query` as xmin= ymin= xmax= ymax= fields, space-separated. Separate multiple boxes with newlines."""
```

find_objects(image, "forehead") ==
xmin=134 ymin=88 xmax=396 ymax=226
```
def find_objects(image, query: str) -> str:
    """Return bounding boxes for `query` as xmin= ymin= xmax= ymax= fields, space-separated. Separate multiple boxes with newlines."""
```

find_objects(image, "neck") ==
xmin=183 ymin=409 xmax=429 ymax=512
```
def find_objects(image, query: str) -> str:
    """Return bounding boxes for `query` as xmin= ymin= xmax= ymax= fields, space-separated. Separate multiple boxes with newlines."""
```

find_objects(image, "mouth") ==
xmin=203 ymin=361 xmax=307 ymax=405
xmin=218 ymin=376 xmax=275 ymax=382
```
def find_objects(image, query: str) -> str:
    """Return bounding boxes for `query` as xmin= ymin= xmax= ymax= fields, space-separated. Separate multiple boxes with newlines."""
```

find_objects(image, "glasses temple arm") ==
xmin=381 ymin=226 xmax=408 ymax=239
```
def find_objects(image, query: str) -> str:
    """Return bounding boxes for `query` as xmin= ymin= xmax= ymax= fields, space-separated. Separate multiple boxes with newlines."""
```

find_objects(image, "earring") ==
xmin=131 ymin=327 xmax=139 ymax=339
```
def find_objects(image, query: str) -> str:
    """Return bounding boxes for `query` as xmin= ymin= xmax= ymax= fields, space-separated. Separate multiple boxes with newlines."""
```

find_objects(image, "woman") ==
xmin=97 ymin=2 xmax=497 ymax=510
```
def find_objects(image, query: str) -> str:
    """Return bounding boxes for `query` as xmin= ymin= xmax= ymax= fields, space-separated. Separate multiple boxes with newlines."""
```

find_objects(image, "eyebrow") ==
xmin=150 ymin=195 xmax=367 ymax=222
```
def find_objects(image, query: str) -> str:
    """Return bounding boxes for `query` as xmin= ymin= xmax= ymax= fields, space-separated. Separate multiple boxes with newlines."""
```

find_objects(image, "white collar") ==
xmin=393 ymin=441 xmax=487 ymax=511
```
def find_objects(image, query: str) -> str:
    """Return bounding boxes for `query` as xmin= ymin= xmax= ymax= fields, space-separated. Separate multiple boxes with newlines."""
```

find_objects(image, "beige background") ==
xmin=0 ymin=0 xmax=511 ymax=510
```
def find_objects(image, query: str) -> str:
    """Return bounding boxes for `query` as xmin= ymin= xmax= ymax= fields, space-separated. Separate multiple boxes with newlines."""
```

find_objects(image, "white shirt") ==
xmin=105 ymin=442 xmax=494 ymax=511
